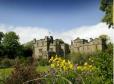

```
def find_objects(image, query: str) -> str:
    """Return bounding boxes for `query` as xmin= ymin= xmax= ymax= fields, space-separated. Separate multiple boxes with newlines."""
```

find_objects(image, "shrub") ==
xmin=91 ymin=52 xmax=113 ymax=83
xmin=14 ymin=56 xmax=34 ymax=66
xmin=80 ymin=52 xmax=113 ymax=84
xmin=37 ymin=58 xmax=49 ymax=66
xmin=5 ymin=61 xmax=41 ymax=84
xmin=0 ymin=58 xmax=15 ymax=68
xmin=66 ymin=52 xmax=90 ymax=65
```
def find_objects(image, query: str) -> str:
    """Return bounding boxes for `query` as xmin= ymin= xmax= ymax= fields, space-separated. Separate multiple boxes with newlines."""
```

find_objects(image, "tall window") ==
xmin=50 ymin=48 xmax=53 ymax=51
xmin=39 ymin=49 xmax=42 ymax=53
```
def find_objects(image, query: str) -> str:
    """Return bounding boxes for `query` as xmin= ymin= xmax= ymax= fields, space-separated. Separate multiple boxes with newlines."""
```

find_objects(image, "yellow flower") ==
xmin=68 ymin=60 xmax=71 ymax=64
xmin=69 ymin=64 xmax=73 ymax=70
xmin=89 ymin=65 xmax=92 ymax=68
xmin=91 ymin=60 xmax=94 ymax=62
xmin=51 ymin=64 xmax=55 ymax=68
xmin=49 ymin=55 xmax=74 ymax=71
xmin=63 ymin=66 xmax=67 ymax=71
xmin=89 ymin=58 xmax=91 ymax=61
xmin=62 ymin=60 xmax=65 ymax=63
xmin=84 ymin=62 xmax=88 ymax=66
xmin=49 ymin=57 xmax=54 ymax=62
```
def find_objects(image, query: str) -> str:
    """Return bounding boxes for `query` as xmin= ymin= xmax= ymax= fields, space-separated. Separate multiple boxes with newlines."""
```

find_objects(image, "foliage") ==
xmin=66 ymin=52 xmax=90 ymax=65
xmin=91 ymin=52 xmax=113 ymax=84
xmin=0 ymin=45 xmax=5 ymax=57
xmin=77 ymin=62 xmax=96 ymax=72
xmin=37 ymin=58 xmax=49 ymax=66
xmin=0 ymin=68 xmax=13 ymax=84
xmin=2 ymin=31 xmax=21 ymax=58
xmin=100 ymin=0 xmax=113 ymax=28
xmin=79 ymin=50 xmax=113 ymax=84
xmin=36 ymin=66 xmax=49 ymax=72
xmin=22 ymin=45 xmax=33 ymax=57
xmin=21 ymin=41 xmax=33 ymax=57
xmin=0 ymin=58 xmax=15 ymax=68
xmin=0 ymin=66 xmax=49 ymax=84
xmin=5 ymin=61 xmax=41 ymax=84
xmin=105 ymin=42 xmax=113 ymax=54
xmin=0 ymin=32 xmax=4 ymax=43
xmin=0 ymin=31 xmax=33 ymax=58
xmin=15 ymin=56 xmax=34 ymax=65
xmin=0 ymin=57 xmax=33 ymax=68
xmin=0 ymin=32 xmax=4 ymax=56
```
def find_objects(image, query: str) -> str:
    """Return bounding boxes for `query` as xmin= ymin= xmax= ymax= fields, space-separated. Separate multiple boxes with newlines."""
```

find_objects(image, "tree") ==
xmin=0 ymin=32 xmax=4 ymax=56
xmin=47 ymin=36 xmax=53 ymax=59
xmin=2 ymin=32 xmax=21 ymax=58
xmin=99 ymin=35 xmax=109 ymax=50
xmin=100 ymin=0 xmax=113 ymax=28
xmin=0 ymin=32 xmax=4 ymax=44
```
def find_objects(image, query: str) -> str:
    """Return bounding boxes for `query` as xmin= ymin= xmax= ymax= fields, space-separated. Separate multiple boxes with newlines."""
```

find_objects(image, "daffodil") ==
xmin=49 ymin=56 xmax=74 ymax=71
xmin=69 ymin=64 xmax=73 ymax=70
xmin=51 ymin=64 xmax=55 ymax=68
xmin=84 ymin=62 xmax=88 ymax=66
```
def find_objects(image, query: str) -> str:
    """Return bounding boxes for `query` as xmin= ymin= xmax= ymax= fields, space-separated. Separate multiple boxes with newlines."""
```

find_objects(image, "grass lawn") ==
xmin=36 ymin=66 xmax=49 ymax=72
xmin=0 ymin=68 xmax=13 ymax=83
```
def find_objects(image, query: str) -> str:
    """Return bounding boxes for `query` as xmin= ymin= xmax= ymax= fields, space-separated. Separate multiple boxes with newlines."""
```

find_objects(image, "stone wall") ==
xmin=33 ymin=36 xmax=106 ymax=59
xmin=33 ymin=36 xmax=70 ymax=59
xmin=70 ymin=37 xmax=105 ymax=54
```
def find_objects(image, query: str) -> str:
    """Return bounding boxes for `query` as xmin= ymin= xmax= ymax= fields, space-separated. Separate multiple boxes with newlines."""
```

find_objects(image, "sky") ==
xmin=0 ymin=0 xmax=113 ymax=44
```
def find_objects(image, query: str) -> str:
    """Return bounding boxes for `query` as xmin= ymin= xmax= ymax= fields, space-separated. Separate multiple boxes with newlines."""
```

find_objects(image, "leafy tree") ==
xmin=22 ymin=45 xmax=33 ymax=57
xmin=91 ymin=52 xmax=113 ymax=84
xmin=0 ymin=32 xmax=4 ymax=43
xmin=2 ymin=32 xmax=21 ymax=58
xmin=100 ymin=0 xmax=113 ymax=28
xmin=20 ymin=41 xmax=33 ymax=57
xmin=0 ymin=32 xmax=4 ymax=56
xmin=106 ymin=42 xmax=113 ymax=54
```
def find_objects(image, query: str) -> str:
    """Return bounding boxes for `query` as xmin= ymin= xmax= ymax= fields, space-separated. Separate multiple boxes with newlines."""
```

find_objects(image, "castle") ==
xmin=32 ymin=36 xmax=70 ymax=59
xmin=32 ymin=36 xmax=106 ymax=59
xmin=71 ymin=37 xmax=106 ymax=53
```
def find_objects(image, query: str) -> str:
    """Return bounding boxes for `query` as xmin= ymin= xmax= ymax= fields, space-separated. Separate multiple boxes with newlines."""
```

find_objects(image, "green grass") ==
xmin=36 ymin=66 xmax=49 ymax=72
xmin=0 ymin=68 xmax=13 ymax=84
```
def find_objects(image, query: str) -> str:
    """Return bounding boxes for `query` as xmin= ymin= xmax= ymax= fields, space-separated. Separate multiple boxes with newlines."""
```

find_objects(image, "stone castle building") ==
xmin=33 ymin=36 xmax=106 ymax=59
xmin=32 ymin=36 xmax=70 ymax=59
xmin=71 ymin=36 xmax=106 ymax=53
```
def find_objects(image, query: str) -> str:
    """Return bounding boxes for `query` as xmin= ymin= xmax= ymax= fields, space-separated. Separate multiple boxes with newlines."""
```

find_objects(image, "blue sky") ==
xmin=0 ymin=0 xmax=104 ymax=32
xmin=0 ymin=0 xmax=113 ymax=44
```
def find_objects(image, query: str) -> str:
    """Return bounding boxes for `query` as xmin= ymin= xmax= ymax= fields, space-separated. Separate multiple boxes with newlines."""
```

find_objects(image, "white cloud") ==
xmin=58 ymin=23 xmax=113 ymax=44
xmin=0 ymin=23 xmax=113 ymax=44
xmin=0 ymin=25 xmax=50 ymax=43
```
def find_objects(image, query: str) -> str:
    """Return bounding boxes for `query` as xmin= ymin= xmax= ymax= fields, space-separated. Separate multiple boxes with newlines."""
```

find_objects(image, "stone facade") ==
xmin=70 ymin=37 xmax=106 ymax=54
xmin=33 ymin=36 xmax=106 ymax=59
xmin=32 ymin=36 xmax=70 ymax=59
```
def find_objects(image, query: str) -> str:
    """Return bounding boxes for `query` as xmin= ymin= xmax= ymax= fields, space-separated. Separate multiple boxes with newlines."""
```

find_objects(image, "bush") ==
xmin=66 ymin=52 xmax=90 ymax=65
xmin=92 ymin=52 xmax=113 ymax=83
xmin=0 ymin=58 xmax=15 ymax=68
xmin=5 ymin=61 xmax=41 ymax=84
xmin=80 ymin=51 xmax=113 ymax=84
xmin=37 ymin=58 xmax=49 ymax=66
xmin=15 ymin=56 xmax=33 ymax=65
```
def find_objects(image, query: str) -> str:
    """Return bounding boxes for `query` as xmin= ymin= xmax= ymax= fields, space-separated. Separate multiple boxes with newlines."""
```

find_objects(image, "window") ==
xmin=50 ymin=48 xmax=53 ymax=51
xmin=39 ymin=49 xmax=42 ymax=52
